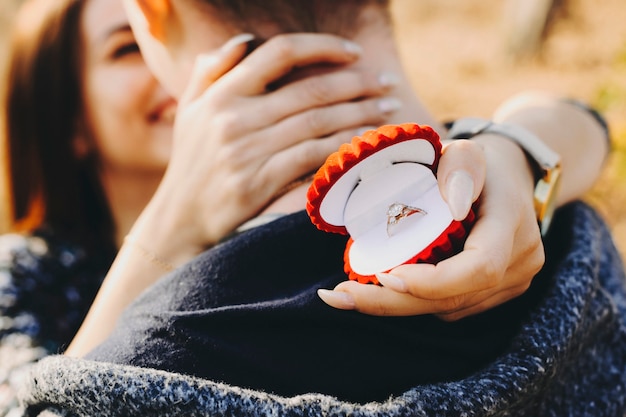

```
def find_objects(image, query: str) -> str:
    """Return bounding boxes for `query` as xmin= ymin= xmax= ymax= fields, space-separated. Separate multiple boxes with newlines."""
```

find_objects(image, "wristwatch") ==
xmin=447 ymin=118 xmax=562 ymax=236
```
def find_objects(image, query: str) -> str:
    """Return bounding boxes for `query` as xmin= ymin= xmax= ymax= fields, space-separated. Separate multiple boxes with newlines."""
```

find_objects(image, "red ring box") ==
xmin=306 ymin=124 xmax=475 ymax=284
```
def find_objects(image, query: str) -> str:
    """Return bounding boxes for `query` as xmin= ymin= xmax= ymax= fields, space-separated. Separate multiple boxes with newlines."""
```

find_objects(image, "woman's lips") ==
xmin=149 ymin=99 xmax=177 ymax=124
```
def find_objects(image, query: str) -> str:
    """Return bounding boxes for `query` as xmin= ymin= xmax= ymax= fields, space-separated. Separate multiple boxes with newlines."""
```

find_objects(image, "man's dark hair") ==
xmin=193 ymin=0 xmax=390 ymax=38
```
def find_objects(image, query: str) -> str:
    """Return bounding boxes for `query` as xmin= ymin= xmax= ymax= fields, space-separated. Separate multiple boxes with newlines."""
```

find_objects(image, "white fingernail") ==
xmin=220 ymin=33 xmax=255 ymax=53
xmin=195 ymin=52 xmax=219 ymax=70
xmin=378 ymin=72 xmax=400 ymax=88
xmin=343 ymin=40 xmax=363 ymax=56
xmin=446 ymin=170 xmax=474 ymax=220
xmin=377 ymin=97 xmax=402 ymax=114
xmin=375 ymin=273 xmax=408 ymax=293
xmin=317 ymin=289 xmax=356 ymax=309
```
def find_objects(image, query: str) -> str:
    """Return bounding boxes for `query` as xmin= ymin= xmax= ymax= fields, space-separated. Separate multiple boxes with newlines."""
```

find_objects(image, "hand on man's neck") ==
xmin=261 ymin=23 xmax=442 ymax=216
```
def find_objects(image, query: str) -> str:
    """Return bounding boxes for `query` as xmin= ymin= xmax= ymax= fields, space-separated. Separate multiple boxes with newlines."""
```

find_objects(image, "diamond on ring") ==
xmin=386 ymin=203 xmax=427 ymax=237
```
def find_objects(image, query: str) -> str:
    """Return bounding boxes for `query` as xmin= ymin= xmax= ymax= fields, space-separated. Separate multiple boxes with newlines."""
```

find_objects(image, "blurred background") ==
xmin=0 ymin=0 xmax=624 ymax=259
xmin=391 ymin=0 xmax=626 ymax=260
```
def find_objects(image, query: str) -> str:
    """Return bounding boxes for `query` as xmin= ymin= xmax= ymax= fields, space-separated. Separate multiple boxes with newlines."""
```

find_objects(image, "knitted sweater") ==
xmin=17 ymin=202 xmax=626 ymax=416
xmin=0 ymin=229 xmax=111 ymax=416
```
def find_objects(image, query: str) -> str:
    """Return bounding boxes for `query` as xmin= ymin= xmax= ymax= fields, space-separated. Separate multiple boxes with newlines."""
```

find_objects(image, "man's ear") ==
xmin=135 ymin=0 xmax=171 ymax=40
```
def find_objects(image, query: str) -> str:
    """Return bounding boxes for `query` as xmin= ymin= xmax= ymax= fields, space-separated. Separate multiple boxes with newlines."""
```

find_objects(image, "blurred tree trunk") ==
xmin=502 ymin=0 xmax=557 ymax=61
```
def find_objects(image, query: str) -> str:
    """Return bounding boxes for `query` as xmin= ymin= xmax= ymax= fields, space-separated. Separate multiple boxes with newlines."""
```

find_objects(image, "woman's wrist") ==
xmin=474 ymin=133 xmax=536 ymax=194
xmin=127 ymin=189 xmax=207 ymax=269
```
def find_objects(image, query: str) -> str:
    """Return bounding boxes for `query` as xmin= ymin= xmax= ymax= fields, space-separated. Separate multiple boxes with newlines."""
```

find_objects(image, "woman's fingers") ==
xmin=318 ymin=279 xmax=491 ymax=317
xmin=178 ymin=34 xmax=254 ymax=106
xmin=258 ymin=88 xmax=407 ymax=188
xmin=438 ymin=140 xmax=486 ymax=220
xmin=390 ymin=215 xmax=515 ymax=300
xmin=386 ymin=177 xmax=542 ymax=302
xmin=253 ymin=129 xmax=360 ymax=197
xmin=435 ymin=283 xmax=531 ymax=321
xmin=249 ymin=97 xmax=399 ymax=156
xmin=318 ymin=281 xmax=440 ymax=316
xmin=222 ymin=67 xmax=398 ymax=134
xmin=258 ymin=68 xmax=399 ymax=124
xmin=226 ymin=33 xmax=363 ymax=96
xmin=318 ymin=255 xmax=535 ymax=318
xmin=317 ymin=186 xmax=543 ymax=319
xmin=233 ymin=68 xmax=401 ymax=179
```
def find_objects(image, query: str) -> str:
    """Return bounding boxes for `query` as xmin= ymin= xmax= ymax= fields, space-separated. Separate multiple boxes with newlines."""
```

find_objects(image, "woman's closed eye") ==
xmin=99 ymin=24 xmax=142 ymax=62
xmin=112 ymin=41 xmax=141 ymax=59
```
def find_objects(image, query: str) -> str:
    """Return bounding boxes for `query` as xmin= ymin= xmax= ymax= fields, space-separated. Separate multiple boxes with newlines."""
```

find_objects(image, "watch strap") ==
xmin=446 ymin=117 xmax=561 ymax=177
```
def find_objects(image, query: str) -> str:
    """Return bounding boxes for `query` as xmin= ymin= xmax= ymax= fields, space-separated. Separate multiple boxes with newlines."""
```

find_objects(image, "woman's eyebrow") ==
xmin=100 ymin=23 xmax=133 ymax=42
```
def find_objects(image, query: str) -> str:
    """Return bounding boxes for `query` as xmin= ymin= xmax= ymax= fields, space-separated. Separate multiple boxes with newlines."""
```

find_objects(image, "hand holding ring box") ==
xmin=306 ymin=123 xmax=476 ymax=284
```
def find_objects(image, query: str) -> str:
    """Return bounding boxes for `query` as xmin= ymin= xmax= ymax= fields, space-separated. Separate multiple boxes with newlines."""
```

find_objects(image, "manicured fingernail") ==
xmin=375 ymin=273 xmax=408 ymax=293
xmin=343 ymin=40 xmax=363 ymax=56
xmin=317 ymin=289 xmax=356 ymax=309
xmin=446 ymin=170 xmax=474 ymax=220
xmin=377 ymin=97 xmax=402 ymax=114
xmin=378 ymin=72 xmax=400 ymax=88
xmin=220 ymin=33 xmax=255 ymax=53
xmin=195 ymin=52 xmax=219 ymax=70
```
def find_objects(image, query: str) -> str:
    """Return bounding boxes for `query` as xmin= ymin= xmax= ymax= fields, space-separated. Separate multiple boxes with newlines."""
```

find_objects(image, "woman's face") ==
xmin=79 ymin=0 xmax=175 ymax=174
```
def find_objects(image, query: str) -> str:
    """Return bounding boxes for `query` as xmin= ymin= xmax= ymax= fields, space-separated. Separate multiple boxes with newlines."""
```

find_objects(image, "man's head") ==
xmin=123 ymin=0 xmax=390 ymax=96
xmin=170 ymin=0 xmax=389 ymax=37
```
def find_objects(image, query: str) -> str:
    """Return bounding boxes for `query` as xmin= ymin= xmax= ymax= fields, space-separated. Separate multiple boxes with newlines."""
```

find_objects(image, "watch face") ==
xmin=534 ymin=167 xmax=562 ymax=236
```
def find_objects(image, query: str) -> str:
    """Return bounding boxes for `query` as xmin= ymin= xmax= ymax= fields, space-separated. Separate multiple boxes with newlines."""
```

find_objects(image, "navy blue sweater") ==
xmin=19 ymin=202 xmax=626 ymax=416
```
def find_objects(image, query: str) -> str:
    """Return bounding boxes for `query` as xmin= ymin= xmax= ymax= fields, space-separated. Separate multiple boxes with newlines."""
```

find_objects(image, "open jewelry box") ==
xmin=306 ymin=123 xmax=475 ymax=284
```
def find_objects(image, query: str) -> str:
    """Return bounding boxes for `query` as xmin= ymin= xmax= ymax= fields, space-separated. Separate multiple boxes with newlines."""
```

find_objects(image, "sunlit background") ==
xmin=0 ymin=0 xmax=624 ymax=259
xmin=390 ymin=0 xmax=626 ymax=261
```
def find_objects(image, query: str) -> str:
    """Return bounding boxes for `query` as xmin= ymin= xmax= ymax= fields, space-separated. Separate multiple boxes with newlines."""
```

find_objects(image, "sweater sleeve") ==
xmin=0 ymin=234 xmax=52 ymax=415
xmin=0 ymin=232 xmax=106 ymax=416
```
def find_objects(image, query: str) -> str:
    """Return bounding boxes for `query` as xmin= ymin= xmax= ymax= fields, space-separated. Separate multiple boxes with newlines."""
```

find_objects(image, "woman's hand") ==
xmin=318 ymin=92 xmax=608 ymax=320
xmin=138 ymin=33 xmax=400 ymax=264
xmin=318 ymin=135 xmax=545 ymax=320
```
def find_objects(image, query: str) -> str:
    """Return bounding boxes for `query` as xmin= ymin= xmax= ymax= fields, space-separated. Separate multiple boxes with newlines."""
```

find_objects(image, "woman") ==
xmin=0 ymin=0 xmax=395 ymax=412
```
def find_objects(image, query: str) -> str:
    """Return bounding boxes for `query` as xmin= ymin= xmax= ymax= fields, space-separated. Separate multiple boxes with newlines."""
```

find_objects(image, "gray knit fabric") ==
xmin=17 ymin=203 xmax=626 ymax=416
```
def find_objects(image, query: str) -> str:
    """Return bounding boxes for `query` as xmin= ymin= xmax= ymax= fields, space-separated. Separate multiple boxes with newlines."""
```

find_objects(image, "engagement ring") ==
xmin=386 ymin=203 xmax=427 ymax=237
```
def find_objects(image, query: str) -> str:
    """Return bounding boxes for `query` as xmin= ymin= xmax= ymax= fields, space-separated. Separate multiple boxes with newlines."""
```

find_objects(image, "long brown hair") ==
xmin=0 ymin=0 xmax=114 ymax=252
